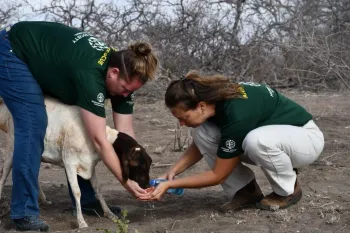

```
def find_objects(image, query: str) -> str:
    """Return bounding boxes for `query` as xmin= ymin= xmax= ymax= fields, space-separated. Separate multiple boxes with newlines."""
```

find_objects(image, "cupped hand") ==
xmin=124 ymin=179 xmax=148 ymax=198
xmin=138 ymin=181 xmax=169 ymax=201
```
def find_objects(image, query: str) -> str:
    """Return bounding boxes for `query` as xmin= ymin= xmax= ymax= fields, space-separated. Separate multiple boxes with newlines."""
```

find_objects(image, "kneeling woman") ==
xmin=142 ymin=71 xmax=324 ymax=212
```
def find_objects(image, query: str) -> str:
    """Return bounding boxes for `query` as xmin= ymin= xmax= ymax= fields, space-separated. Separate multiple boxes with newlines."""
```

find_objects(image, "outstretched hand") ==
xmin=160 ymin=170 xmax=176 ymax=181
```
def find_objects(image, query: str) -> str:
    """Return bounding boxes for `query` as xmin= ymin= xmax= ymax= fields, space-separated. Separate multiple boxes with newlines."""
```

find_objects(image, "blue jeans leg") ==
xmin=0 ymin=28 xmax=47 ymax=219
xmin=67 ymin=174 xmax=97 ymax=206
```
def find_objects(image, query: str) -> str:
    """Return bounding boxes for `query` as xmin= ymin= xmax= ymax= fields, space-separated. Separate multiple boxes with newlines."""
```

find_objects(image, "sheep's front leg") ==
xmin=90 ymin=170 xmax=117 ymax=220
xmin=66 ymin=166 xmax=88 ymax=228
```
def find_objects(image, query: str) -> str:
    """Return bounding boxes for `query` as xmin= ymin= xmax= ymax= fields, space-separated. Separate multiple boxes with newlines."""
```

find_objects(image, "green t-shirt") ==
xmin=8 ymin=21 xmax=133 ymax=117
xmin=208 ymin=82 xmax=312 ymax=159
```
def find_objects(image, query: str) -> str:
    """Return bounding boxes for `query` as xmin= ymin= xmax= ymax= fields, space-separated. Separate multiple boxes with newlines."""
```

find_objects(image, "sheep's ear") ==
xmin=128 ymin=147 xmax=141 ymax=167
xmin=143 ymin=150 xmax=152 ymax=168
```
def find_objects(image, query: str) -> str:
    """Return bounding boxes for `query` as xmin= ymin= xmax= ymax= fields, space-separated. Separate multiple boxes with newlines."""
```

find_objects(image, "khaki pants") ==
xmin=192 ymin=120 xmax=324 ymax=196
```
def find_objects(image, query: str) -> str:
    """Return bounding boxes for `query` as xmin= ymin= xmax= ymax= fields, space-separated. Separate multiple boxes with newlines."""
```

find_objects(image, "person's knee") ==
xmin=191 ymin=125 xmax=209 ymax=146
xmin=192 ymin=124 xmax=221 ymax=158
xmin=192 ymin=123 xmax=220 ymax=143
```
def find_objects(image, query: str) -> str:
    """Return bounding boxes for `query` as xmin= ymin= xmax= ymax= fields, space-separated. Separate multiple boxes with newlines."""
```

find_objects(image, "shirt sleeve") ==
xmin=217 ymin=123 xmax=249 ymax=159
xmin=74 ymin=70 xmax=106 ymax=117
xmin=110 ymin=93 xmax=134 ymax=114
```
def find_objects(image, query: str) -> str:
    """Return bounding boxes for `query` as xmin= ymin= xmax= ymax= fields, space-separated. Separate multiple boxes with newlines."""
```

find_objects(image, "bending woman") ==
xmin=142 ymin=71 xmax=324 ymax=212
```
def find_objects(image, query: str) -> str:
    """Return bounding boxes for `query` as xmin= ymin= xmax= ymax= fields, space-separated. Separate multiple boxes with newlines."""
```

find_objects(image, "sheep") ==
xmin=0 ymin=97 xmax=152 ymax=228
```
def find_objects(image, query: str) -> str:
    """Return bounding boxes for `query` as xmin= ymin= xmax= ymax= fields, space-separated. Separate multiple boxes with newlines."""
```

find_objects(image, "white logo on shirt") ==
xmin=126 ymin=93 xmax=135 ymax=105
xmin=239 ymin=82 xmax=261 ymax=87
xmin=72 ymin=32 xmax=91 ymax=43
xmin=226 ymin=140 xmax=235 ymax=149
xmin=97 ymin=93 xmax=104 ymax=103
xmin=72 ymin=32 xmax=108 ymax=51
xmin=265 ymin=85 xmax=275 ymax=97
xmin=91 ymin=93 xmax=105 ymax=108
xmin=88 ymin=37 xmax=108 ymax=51
xmin=221 ymin=140 xmax=236 ymax=153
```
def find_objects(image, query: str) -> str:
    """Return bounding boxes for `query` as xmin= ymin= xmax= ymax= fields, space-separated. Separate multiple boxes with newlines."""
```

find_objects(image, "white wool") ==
xmin=0 ymin=97 xmax=119 ymax=228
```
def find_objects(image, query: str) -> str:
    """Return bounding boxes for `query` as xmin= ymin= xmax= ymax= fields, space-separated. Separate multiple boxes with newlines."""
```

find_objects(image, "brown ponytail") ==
xmin=165 ymin=70 xmax=245 ymax=110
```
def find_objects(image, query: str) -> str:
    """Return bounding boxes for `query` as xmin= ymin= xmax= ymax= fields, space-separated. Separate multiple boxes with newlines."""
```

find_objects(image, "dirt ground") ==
xmin=1 ymin=91 xmax=350 ymax=233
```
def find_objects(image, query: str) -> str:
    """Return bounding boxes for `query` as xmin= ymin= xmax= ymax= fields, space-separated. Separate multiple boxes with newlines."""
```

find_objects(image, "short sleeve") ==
xmin=74 ymin=71 xmax=106 ymax=117
xmin=111 ymin=93 xmax=134 ymax=114
xmin=217 ymin=124 xmax=248 ymax=158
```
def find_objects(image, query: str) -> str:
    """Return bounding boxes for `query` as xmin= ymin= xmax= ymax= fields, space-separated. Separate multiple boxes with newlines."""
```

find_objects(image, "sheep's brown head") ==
xmin=112 ymin=132 xmax=152 ymax=189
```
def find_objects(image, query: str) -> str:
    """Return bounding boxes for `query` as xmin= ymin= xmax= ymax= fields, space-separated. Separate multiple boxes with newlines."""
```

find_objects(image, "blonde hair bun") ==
xmin=129 ymin=42 xmax=152 ymax=56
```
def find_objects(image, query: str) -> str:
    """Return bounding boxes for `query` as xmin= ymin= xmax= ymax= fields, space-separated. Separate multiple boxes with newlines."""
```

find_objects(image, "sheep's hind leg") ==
xmin=90 ymin=170 xmax=117 ymax=220
xmin=38 ymin=183 xmax=52 ymax=205
xmin=0 ymin=153 xmax=13 ymax=201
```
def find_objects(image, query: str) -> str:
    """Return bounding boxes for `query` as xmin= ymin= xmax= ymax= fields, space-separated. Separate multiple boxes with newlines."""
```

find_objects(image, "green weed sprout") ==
xmin=97 ymin=209 xmax=139 ymax=233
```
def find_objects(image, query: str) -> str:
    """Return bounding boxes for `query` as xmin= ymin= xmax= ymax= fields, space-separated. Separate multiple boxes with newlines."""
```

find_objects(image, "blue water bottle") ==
xmin=149 ymin=178 xmax=184 ymax=196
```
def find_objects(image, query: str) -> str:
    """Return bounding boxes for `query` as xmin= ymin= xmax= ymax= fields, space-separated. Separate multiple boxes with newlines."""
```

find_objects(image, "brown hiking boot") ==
xmin=256 ymin=179 xmax=302 ymax=210
xmin=219 ymin=179 xmax=264 ymax=213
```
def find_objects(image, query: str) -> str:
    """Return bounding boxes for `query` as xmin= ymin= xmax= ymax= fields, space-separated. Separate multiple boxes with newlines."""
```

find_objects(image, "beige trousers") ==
xmin=192 ymin=120 xmax=324 ymax=196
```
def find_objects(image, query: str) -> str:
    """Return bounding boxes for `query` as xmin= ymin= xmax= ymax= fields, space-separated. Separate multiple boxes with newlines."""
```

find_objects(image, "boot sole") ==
xmin=255 ymin=191 xmax=302 ymax=210
xmin=219 ymin=195 xmax=264 ymax=213
xmin=219 ymin=203 xmax=254 ymax=213
xmin=13 ymin=221 xmax=49 ymax=232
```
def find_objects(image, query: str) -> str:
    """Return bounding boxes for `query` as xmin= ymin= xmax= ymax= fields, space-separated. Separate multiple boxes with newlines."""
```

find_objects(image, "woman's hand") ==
xmin=138 ymin=181 xmax=170 ymax=201
xmin=124 ymin=179 xmax=148 ymax=198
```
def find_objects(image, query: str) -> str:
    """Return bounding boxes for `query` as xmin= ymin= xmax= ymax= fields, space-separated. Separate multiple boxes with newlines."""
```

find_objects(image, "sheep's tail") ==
xmin=0 ymin=98 xmax=11 ymax=133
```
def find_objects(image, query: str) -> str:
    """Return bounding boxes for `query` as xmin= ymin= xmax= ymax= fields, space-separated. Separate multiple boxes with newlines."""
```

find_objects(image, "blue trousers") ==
xmin=0 ymin=28 xmax=97 ymax=218
xmin=0 ymin=28 xmax=47 ymax=219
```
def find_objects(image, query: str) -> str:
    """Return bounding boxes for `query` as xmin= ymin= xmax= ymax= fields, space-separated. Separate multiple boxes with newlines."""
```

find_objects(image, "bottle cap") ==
xmin=149 ymin=179 xmax=157 ymax=186
xmin=149 ymin=178 xmax=167 ymax=186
